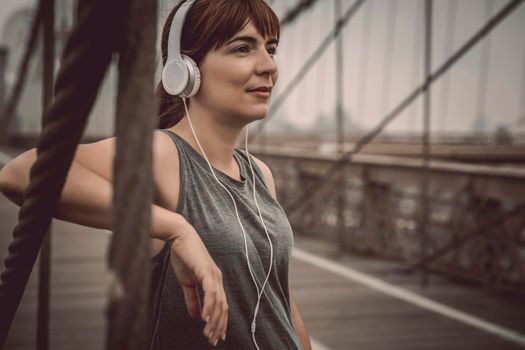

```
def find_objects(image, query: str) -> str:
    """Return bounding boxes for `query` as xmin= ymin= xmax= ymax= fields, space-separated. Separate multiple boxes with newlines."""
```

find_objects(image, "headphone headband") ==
xmin=167 ymin=0 xmax=195 ymax=64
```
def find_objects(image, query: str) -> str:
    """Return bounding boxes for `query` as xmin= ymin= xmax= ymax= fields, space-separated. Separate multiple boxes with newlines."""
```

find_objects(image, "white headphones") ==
xmin=161 ymin=0 xmax=201 ymax=97
xmin=161 ymin=1 xmax=275 ymax=349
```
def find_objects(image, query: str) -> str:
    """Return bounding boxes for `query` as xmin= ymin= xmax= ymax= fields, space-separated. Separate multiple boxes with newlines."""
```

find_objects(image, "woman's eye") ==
xmin=234 ymin=46 xmax=250 ymax=53
xmin=267 ymin=47 xmax=278 ymax=55
xmin=233 ymin=46 xmax=278 ymax=56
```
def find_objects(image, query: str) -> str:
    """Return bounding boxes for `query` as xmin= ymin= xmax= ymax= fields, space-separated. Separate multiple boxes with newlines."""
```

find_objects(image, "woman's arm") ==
xmin=0 ymin=133 xmax=229 ymax=346
xmin=291 ymin=292 xmax=313 ymax=350
xmin=0 ymin=136 xmax=177 ymax=241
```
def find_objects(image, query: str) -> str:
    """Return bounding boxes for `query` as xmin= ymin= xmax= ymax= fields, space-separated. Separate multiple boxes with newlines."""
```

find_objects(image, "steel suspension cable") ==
xmin=356 ymin=0 xmax=373 ymax=125
xmin=280 ymin=0 xmax=320 ymax=27
xmin=379 ymin=0 xmax=398 ymax=119
xmin=281 ymin=0 xmax=524 ymax=216
xmin=474 ymin=0 xmax=495 ymax=133
xmin=437 ymin=0 xmax=458 ymax=133
xmin=254 ymin=0 xmax=367 ymax=139
xmin=408 ymin=0 xmax=422 ymax=131
xmin=0 ymin=0 xmax=50 ymax=142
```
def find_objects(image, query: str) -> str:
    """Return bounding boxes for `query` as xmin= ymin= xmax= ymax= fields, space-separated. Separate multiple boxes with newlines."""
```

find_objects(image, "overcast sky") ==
xmin=2 ymin=0 xmax=525 ymax=135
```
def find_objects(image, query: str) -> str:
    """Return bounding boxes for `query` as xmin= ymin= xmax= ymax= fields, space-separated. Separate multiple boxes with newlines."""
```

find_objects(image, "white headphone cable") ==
xmin=181 ymin=98 xmax=274 ymax=349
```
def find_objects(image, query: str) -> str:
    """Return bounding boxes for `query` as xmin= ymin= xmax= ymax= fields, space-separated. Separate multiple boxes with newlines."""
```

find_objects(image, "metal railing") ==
xmin=253 ymin=146 xmax=525 ymax=296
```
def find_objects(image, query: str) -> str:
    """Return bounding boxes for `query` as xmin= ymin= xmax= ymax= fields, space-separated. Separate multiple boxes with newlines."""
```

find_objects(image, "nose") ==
xmin=255 ymin=48 xmax=278 ymax=78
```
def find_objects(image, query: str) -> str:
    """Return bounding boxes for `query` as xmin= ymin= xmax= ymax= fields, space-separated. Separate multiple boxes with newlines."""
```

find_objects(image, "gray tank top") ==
xmin=149 ymin=129 xmax=303 ymax=350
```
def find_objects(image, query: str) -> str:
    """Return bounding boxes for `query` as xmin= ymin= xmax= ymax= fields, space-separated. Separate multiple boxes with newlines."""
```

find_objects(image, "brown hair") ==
xmin=157 ymin=0 xmax=280 ymax=129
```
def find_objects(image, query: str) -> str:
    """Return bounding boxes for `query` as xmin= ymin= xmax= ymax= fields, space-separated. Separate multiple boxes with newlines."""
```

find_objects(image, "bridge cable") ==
xmin=253 ymin=0 xmax=367 ymax=139
xmin=278 ymin=0 xmax=524 ymax=216
xmin=0 ymin=0 xmax=48 ymax=141
xmin=474 ymin=0 xmax=495 ymax=133
xmin=379 ymin=0 xmax=398 ymax=119
xmin=437 ymin=0 xmax=458 ymax=133
xmin=356 ymin=0 xmax=373 ymax=129
xmin=408 ymin=0 xmax=422 ymax=130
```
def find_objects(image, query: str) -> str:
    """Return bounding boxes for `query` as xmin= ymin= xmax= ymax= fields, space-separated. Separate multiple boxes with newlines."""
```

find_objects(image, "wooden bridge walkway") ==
xmin=1 ymin=147 xmax=525 ymax=349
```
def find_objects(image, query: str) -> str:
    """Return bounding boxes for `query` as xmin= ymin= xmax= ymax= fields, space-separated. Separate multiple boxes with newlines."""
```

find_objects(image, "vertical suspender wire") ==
xmin=0 ymin=0 xmax=120 ymax=346
xmin=37 ymin=1 xmax=55 ymax=349
xmin=255 ymin=0 xmax=366 ymax=138
xmin=356 ymin=0 xmax=372 ymax=126
xmin=106 ymin=0 xmax=157 ymax=348
xmin=0 ymin=0 xmax=47 ymax=142
xmin=437 ymin=0 xmax=457 ymax=136
xmin=0 ymin=48 xmax=6 ymax=118
xmin=420 ymin=0 xmax=432 ymax=288
xmin=334 ymin=0 xmax=346 ymax=252
xmin=335 ymin=0 xmax=345 ymax=153
xmin=279 ymin=0 xmax=524 ymax=217
xmin=291 ymin=18 xmax=299 ymax=136
xmin=519 ymin=30 xmax=525 ymax=122
xmin=475 ymin=0 xmax=495 ymax=135
xmin=379 ymin=0 xmax=398 ymax=119
xmin=316 ymin=3 xmax=326 ymax=133
xmin=408 ymin=0 xmax=422 ymax=133
xmin=298 ymin=3 xmax=312 ymax=140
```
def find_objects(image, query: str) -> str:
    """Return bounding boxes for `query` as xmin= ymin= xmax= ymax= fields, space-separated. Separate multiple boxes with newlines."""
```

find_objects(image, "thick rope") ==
xmin=0 ymin=0 xmax=123 ymax=346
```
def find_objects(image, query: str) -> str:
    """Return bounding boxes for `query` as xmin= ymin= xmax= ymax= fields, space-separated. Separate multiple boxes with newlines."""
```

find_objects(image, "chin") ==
xmin=250 ymin=110 xmax=268 ymax=121
xmin=235 ymin=106 xmax=268 ymax=122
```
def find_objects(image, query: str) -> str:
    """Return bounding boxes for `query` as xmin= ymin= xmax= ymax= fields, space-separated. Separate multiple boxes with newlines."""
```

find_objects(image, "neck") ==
xmin=169 ymin=99 xmax=247 ymax=171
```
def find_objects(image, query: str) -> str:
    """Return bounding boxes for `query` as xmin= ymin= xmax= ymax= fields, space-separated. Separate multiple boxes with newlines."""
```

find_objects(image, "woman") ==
xmin=0 ymin=0 xmax=312 ymax=349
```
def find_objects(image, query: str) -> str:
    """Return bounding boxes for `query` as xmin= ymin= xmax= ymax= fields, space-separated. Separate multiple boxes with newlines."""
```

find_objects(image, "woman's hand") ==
xmin=169 ymin=221 xmax=228 ymax=347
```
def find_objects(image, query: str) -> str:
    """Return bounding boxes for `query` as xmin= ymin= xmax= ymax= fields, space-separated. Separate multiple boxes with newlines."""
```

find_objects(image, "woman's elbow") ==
xmin=0 ymin=165 xmax=24 ymax=206
xmin=0 ymin=151 xmax=34 ymax=206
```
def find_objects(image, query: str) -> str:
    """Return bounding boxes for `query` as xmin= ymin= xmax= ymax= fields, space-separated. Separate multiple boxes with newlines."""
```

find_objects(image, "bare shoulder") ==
xmin=74 ymin=130 xmax=180 ymax=257
xmin=250 ymin=155 xmax=277 ymax=200
xmin=152 ymin=130 xmax=180 ymax=208
xmin=152 ymin=129 xmax=179 ymax=167
xmin=75 ymin=130 xmax=181 ymax=208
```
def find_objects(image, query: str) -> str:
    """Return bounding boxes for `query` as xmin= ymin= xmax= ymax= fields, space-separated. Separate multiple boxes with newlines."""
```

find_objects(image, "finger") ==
xmin=200 ymin=275 xmax=217 ymax=325
xmin=218 ymin=286 xmax=229 ymax=342
xmin=204 ymin=285 xmax=223 ymax=345
xmin=181 ymin=284 xmax=201 ymax=319
xmin=210 ymin=275 xmax=228 ymax=345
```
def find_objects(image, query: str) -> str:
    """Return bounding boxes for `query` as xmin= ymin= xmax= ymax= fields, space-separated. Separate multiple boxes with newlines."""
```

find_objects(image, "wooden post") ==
xmin=37 ymin=1 xmax=55 ymax=349
xmin=107 ymin=0 xmax=157 ymax=349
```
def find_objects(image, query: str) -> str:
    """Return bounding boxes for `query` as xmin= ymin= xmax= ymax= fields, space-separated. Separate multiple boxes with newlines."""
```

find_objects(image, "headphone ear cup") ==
xmin=180 ymin=55 xmax=201 ymax=98
xmin=161 ymin=57 xmax=189 ymax=96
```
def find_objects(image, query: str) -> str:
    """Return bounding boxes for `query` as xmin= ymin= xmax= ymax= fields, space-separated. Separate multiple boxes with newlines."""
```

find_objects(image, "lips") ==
xmin=247 ymin=86 xmax=272 ymax=92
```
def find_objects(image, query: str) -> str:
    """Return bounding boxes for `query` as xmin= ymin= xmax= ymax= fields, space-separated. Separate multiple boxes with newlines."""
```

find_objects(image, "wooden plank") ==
xmin=2 ymin=196 xmax=525 ymax=349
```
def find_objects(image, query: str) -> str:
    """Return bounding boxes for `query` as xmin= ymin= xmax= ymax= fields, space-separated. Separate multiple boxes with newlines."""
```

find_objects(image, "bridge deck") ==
xmin=1 ymin=196 xmax=524 ymax=350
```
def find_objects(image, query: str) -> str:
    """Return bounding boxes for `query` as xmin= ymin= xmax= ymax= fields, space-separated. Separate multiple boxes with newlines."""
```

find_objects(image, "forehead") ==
xmin=236 ymin=21 xmax=259 ymax=36
xmin=227 ymin=20 xmax=278 ymax=44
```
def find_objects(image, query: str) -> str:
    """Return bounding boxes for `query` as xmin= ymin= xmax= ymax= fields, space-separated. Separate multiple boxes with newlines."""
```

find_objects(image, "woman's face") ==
xmin=196 ymin=19 xmax=279 ymax=125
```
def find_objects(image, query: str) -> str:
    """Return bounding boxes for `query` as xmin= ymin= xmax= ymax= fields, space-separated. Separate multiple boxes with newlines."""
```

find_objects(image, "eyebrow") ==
xmin=226 ymin=35 xmax=279 ymax=46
